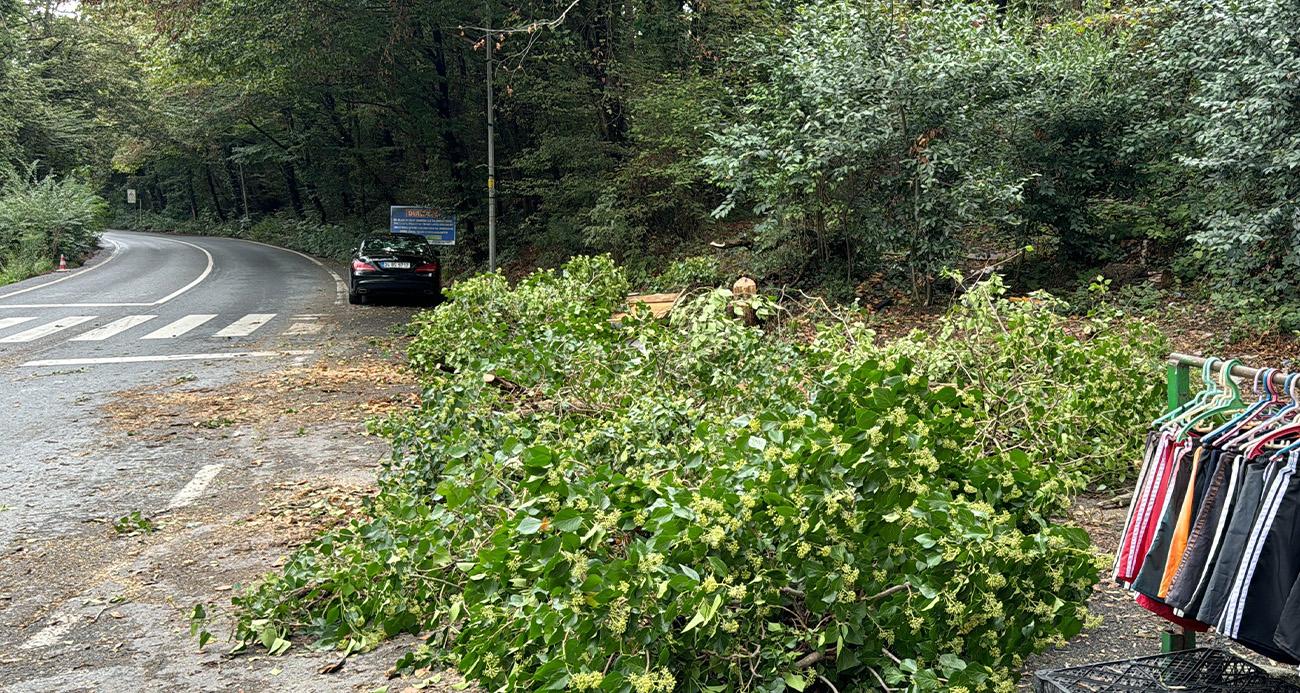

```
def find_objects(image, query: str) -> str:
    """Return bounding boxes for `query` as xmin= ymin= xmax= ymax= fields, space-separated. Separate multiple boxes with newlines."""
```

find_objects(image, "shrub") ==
xmin=0 ymin=163 xmax=106 ymax=283
xmin=654 ymin=255 xmax=725 ymax=292
xmin=224 ymin=258 xmax=1157 ymax=693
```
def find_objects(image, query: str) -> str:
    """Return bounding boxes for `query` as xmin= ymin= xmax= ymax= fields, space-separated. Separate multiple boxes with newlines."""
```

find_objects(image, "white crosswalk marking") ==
xmin=214 ymin=313 xmax=276 ymax=337
xmin=141 ymin=314 xmax=216 ymax=339
xmin=283 ymin=321 xmax=322 ymax=336
xmin=69 ymin=315 xmax=157 ymax=341
xmin=0 ymin=316 xmax=96 ymax=343
xmin=0 ymin=317 xmax=37 ymax=331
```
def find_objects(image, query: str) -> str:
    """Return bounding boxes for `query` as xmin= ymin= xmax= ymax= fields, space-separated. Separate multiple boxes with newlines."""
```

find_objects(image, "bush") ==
xmin=0 ymin=164 xmax=106 ymax=284
xmin=220 ymin=259 xmax=1162 ymax=693
xmin=654 ymin=255 xmax=725 ymax=292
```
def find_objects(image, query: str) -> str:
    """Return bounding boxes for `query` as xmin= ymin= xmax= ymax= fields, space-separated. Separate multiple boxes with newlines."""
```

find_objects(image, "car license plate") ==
xmin=381 ymin=261 xmax=411 ymax=269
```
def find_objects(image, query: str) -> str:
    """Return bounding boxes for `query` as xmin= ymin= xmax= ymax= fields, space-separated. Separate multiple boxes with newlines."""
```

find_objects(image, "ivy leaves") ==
xmin=225 ymin=258 xmax=1156 ymax=693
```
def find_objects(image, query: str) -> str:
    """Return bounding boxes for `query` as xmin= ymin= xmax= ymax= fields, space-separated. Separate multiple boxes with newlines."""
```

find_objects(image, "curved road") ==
xmin=0 ymin=231 xmax=345 ymax=369
xmin=0 ymin=231 xmax=354 ymax=547
xmin=0 ymin=232 xmax=429 ymax=692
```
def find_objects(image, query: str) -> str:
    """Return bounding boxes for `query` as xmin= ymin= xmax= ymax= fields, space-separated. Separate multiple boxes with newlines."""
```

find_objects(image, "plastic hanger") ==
xmin=1245 ymin=376 xmax=1300 ymax=457
xmin=1228 ymin=373 xmax=1300 ymax=450
xmin=1176 ymin=359 xmax=1245 ymax=440
xmin=1204 ymin=368 xmax=1279 ymax=444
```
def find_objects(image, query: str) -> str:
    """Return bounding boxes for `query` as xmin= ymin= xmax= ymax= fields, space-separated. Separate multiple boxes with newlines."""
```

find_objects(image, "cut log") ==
xmin=483 ymin=373 xmax=523 ymax=393
xmin=732 ymin=277 xmax=758 ymax=325
xmin=611 ymin=292 xmax=681 ymax=324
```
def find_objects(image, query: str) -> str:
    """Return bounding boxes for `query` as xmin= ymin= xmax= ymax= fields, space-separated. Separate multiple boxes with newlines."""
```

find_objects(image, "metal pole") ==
xmin=239 ymin=162 xmax=249 ymax=219
xmin=486 ymin=1 xmax=497 ymax=273
xmin=1169 ymin=352 xmax=1291 ymax=391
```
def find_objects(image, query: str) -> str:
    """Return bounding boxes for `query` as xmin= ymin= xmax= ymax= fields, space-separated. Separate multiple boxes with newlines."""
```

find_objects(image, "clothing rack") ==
xmin=1167 ymin=353 xmax=1290 ymax=412
xmin=1159 ymin=353 xmax=1292 ymax=654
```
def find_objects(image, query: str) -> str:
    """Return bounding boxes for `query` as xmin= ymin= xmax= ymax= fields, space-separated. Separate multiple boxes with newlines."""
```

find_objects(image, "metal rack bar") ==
xmin=1169 ymin=352 xmax=1291 ymax=394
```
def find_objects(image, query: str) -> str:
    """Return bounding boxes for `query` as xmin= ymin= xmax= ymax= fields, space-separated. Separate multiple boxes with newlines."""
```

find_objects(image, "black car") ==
xmin=348 ymin=233 xmax=442 ymax=305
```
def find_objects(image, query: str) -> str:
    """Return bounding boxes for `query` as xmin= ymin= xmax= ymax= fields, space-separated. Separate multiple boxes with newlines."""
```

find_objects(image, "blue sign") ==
xmin=390 ymin=206 xmax=456 ymax=245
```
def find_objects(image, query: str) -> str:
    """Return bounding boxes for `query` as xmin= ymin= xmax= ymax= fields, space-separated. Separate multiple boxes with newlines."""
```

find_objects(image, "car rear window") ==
xmin=364 ymin=236 xmax=430 ymax=254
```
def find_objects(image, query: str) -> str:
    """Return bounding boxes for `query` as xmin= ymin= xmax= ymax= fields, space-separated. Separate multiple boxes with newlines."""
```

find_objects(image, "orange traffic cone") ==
xmin=57 ymin=255 xmax=69 ymax=272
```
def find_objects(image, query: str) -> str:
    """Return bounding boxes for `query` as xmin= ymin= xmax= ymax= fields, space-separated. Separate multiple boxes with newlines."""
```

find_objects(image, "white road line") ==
xmin=214 ymin=313 xmax=276 ymax=337
xmin=0 ymin=236 xmax=123 ymax=301
xmin=141 ymin=314 xmax=216 ymax=339
xmin=148 ymin=238 xmax=214 ymax=305
xmin=0 ymin=302 xmax=153 ymax=308
xmin=0 ymin=316 xmax=96 ymax=343
xmin=168 ymin=464 xmax=224 ymax=509
xmin=20 ymin=350 xmax=315 ymax=367
xmin=284 ymin=321 xmax=322 ymax=336
xmin=20 ymin=618 xmax=72 ymax=649
xmin=0 ymin=317 xmax=37 ymax=331
xmin=0 ymin=235 xmax=213 ymax=309
xmin=69 ymin=315 xmax=157 ymax=341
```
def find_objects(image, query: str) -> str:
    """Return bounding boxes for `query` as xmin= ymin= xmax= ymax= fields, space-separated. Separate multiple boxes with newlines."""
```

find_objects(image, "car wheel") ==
xmin=348 ymin=289 xmax=362 ymax=305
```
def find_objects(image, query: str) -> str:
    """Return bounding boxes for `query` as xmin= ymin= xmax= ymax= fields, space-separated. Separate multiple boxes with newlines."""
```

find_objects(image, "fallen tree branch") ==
xmin=867 ymin=665 xmax=896 ymax=692
xmin=483 ymin=373 xmax=524 ymax=393
xmin=794 ymin=650 xmax=833 ymax=669
xmin=867 ymin=581 xmax=911 ymax=602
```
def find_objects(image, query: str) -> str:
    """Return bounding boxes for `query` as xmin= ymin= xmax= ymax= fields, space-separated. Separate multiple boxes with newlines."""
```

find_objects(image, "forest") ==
xmin=0 ymin=0 xmax=1297 ymax=319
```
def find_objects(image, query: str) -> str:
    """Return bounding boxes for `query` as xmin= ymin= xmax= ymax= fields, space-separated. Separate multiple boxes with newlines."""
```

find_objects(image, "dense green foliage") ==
xmin=0 ymin=164 xmax=106 ymax=284
xmin=218 ymin=259 xmax=1163 ymax=692
xmin=888 ymin=278 xmax=1169 ymax=486
xmin=0 ymin=3 xmax=114 ymax=283
xmin=2 ymin=0 xmax=1298 ymax=300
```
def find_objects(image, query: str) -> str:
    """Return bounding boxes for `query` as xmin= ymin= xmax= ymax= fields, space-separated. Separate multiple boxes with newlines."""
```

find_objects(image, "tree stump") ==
xmin=732 ymin=277 xmax=759 ymax=326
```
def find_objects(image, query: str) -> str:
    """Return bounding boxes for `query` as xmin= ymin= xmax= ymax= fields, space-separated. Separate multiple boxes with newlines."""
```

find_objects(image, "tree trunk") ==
xmin=204 ymin=165 xmax=227 ymax=222
xmin=219 ymin=146 xmax=242 ymax=217
xmin=281 ymin=164 xmax=305 ymax=218
xmin=151 ymin=172 xmax=166 ymax=211
xmin=186 ymin=175 xmax=199 ymax=220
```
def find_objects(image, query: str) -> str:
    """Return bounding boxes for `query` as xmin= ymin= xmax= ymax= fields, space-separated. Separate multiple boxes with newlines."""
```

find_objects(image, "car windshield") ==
xmin=365 ymin=236 xmax=429 ymax=255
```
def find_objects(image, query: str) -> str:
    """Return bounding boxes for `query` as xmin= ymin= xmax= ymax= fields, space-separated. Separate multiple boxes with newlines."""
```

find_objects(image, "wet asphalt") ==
xmin=0 ymin=231 xmax=435 ymax=691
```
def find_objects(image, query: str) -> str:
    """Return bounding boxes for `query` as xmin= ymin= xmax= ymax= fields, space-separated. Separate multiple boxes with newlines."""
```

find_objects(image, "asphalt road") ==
xmin=0 ymin=231 xmax=433 ymax=691
xmin=0 ymin=231 xmax=346 ymax=547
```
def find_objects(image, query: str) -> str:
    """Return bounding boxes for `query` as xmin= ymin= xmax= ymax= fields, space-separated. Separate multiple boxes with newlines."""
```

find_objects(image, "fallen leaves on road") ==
xmin=103 ymin=359 xmax=421 ymax=435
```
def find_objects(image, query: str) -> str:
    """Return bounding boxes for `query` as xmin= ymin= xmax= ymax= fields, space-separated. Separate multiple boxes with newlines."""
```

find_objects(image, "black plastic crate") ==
xmin=1033 ymin=648 xmax=1300 ymax=693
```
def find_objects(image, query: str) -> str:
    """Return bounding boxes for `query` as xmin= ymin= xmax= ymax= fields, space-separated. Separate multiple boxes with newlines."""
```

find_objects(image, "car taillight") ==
xmin=352 ymin=259 xmax=378 ymax=272
xmin=415 ymin=262 xmax=438 ymax=274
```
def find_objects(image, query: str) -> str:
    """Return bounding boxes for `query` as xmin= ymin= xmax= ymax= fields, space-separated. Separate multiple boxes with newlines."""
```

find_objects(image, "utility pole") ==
xmin=239 ymin=162 xmax=249 ymax=219
xmin=485 ymin=0 xmax=497 ymax=273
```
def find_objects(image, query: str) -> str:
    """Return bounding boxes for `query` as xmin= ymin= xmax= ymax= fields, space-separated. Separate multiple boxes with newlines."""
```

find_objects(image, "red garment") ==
xmin=1135 ymin=593 xmax=1209 ymax=631
xmin=1115 ymin=435 xmax=1168 ymax=582
xmin=1117 ymin=437 xmax=1185 ymax=583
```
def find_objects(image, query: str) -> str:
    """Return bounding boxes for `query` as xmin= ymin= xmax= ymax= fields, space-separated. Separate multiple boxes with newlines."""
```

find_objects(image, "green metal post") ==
xmin=1162 ymin=357 xmax=1195 ymax=653
xmin=1167 ymin=360 xmax=1191 ymax=412
xmin=1162 ymin=627 xmax=1196 ymax=653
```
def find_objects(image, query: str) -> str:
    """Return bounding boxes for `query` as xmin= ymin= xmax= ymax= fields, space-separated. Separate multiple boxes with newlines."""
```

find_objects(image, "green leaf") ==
xmin=782 ymin=673 xmax=806 ymax=691
xmin=939 ymin=653 xmax=967 ymax=671
xmin=914 ymin=669 xmax=941 ymax=691
xmin=518 ymin=516 xmax=544 ymax=535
